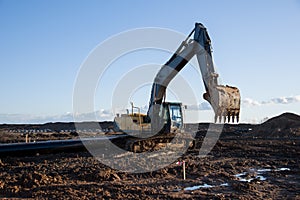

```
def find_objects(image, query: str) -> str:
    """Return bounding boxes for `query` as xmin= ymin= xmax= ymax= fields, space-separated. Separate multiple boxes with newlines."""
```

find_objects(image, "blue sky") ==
xmin=0 ymin=0 xmax=299 ymax=123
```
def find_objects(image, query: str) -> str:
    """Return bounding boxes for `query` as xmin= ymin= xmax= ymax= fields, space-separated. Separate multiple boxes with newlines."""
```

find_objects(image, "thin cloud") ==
xmin=243 ymin=95 xmax=300 ymax=107
xmin=242 ymin=98 xmax=261 ymax=106
xmin=186 ymin=102 xmax=212 ymax=111
xmin=263 ymin=95 xmax=300 ymax=104
xmin=0 ymin=109 xmax=114 ymax=124
xmin=2 ymin=95 xmax=299 ymax=124
xmin=186 ymin=95 xmax=300 ymax=110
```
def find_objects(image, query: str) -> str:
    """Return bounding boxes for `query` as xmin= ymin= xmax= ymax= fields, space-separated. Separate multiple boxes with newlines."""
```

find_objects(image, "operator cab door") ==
xmin=168 ymin=103 xmax=183 ymax=130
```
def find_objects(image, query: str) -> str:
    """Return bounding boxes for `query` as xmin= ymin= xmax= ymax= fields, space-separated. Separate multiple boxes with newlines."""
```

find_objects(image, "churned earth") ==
xmin=0 ymin=113 xmax=299 ymax=199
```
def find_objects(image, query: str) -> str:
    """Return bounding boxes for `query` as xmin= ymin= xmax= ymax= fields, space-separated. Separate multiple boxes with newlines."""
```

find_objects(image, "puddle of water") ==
xmin=275 ymin=167 xmax=290 ymax=171
xmin=238 ymin=175 xmax=267 ymax=182
xmin=257 ymin=168 xmax=272 ymax=172
xmin=172 ymin=188 xmax=181 ymax=192
xmin=234 ymin=167 xmax=290 ymax=182
xmin=235 ymin=174 xmax=266 ymax=182
xmin=256 ymin=175 xmax=266 ymax=181
xmin=235 ymin=172 xmax=247 ymax=177
xmin=184 ymin=184 xmax=214 ymax=191
xmin=179 ymin=167 xmax=291 ymax=192
xmin=183 ymin=183 xmax=229 ymax=191
xmin=220 ymin=183 xmax=229 ymax=187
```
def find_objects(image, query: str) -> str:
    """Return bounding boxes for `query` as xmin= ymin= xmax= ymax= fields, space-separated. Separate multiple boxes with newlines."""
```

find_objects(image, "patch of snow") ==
xmin=275 ymin=167 xmax=290 ymax=171
xmin=184 ymin=183 xmax=214 ymax=191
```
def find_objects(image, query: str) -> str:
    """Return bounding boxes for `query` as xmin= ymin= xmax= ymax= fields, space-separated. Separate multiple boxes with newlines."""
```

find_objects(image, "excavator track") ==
xmin=111 ymin=132 xmax=193 ymax=153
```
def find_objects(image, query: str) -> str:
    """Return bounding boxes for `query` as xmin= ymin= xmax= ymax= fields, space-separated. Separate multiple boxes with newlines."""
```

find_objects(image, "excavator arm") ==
xmin=148 ymin=23 xmax=240 ymax=123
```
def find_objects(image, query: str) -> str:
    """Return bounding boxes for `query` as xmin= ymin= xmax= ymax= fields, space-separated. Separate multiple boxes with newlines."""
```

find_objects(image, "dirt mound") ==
xmin=250 ymin=112 xmax=300 ymax=138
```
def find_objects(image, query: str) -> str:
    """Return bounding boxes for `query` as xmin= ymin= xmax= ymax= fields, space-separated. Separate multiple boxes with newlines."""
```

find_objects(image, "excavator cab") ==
xmin=168 ymin=103 xmax=183 ymax=130
xmin=151 ymin=102 xmax=183 ymax=133
xmin=114 ymin=102 xmax=183 ymax=134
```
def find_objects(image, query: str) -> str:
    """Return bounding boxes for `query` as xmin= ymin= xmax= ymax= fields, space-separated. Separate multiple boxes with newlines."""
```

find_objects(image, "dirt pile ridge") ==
xmin=250 ymin=112 xmax=300 ymax=138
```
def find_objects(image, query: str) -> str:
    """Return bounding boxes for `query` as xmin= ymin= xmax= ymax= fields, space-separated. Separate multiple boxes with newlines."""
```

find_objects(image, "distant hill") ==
xmin=1 ymin=112 xmax=300 ymax=139
xmin=250 ymin=112 xmax=300 ymax=138
xmin=0 ymin=121 xmax=115 ymax=133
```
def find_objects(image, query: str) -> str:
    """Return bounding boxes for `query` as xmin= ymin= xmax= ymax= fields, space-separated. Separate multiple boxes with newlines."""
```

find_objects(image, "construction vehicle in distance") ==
xmin=114 ymin=23 xmax=240 ymax=136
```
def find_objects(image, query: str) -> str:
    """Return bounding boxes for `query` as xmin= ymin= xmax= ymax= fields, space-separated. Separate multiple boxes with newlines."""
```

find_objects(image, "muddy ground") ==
xmin=0 ymin=113 xmax=299 ymax=199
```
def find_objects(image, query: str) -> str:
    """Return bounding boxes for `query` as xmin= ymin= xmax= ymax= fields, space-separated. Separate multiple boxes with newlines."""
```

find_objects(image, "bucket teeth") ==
xmin=214 ymin=112 xmax=240 ymax=124
xmin=205 ymin=85 xmax=240 ymax=124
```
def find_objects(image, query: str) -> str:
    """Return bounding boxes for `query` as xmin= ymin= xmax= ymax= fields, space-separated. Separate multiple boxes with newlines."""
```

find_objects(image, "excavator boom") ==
xmin=148 ymin=23 xmax=240 ymax=124
xmin=113 ymin=23 xmax=241 ymax=151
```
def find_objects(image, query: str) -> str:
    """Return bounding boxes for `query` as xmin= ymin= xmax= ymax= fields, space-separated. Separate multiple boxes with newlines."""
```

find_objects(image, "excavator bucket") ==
xmin=204 ymin=85 xmax=240 ymax=123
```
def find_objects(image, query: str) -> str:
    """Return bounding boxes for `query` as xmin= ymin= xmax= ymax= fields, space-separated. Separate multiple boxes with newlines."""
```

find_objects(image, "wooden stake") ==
xmin=183 ymin=161 xmax=186 ymax=180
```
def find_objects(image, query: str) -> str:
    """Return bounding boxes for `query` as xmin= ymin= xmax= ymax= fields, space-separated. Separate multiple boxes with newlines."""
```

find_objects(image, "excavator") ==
xmin=114 ymin=23 xmax=240 ymax=137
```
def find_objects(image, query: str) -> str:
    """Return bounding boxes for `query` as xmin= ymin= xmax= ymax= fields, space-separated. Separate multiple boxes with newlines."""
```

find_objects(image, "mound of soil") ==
xmin=250 ymin=113 xmax=300 ymax=138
